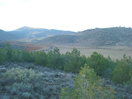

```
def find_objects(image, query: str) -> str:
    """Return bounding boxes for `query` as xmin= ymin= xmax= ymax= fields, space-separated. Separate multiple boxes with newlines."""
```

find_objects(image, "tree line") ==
xmin=0 ymin=44 xmax=132 ymax=86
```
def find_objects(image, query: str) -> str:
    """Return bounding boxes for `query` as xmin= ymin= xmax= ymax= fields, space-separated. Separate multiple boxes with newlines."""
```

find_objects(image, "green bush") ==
xmin=0 ymin=48 xmax=7 ymax=64
xmin=1 ymin=45 xmax=132 ymax=86
xmin=3 ymin=68 xmax=42 ymax=83
xmin=127 ymin=71 xmax=132 ymax=86
xmin=47 ymin=47 xmax=64 ymax=69
xmin=112 ymin=55 xmax=132 ymax=84
xmin=64 ymin=48 xmax=86 ymax=73
xmin=5 ymin=43 xmax=13 ymax=61
xmin=35 ymin=51 xmax=47 ymax=65
xmin=1 ymin=68 xmax=45 ymax=98
xmin=11 ymin=49 xmax=23 ymax=62
xmin=61 ymin=64 xmax=115 ymax=99
xmin=87 ymin=52 xmax=115 ymax=77
xmin=21 ymin=50 xmax=34 ymax=62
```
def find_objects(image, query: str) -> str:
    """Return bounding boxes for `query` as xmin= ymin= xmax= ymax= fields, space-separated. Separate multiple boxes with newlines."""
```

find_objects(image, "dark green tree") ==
xmin=87 ymin=52 xmax=115 ymax=77
xmin=112 ymin=55 xmax=132 ymax=84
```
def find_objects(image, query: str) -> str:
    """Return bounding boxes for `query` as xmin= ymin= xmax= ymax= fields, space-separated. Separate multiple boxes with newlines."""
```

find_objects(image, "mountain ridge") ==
xmin=0 ymin=26 xmax=75 ymax=41
xmin=38 ymin=27 xmax=132 ymax=47
xmin=0 ymin=26 xmax=132 ymax=47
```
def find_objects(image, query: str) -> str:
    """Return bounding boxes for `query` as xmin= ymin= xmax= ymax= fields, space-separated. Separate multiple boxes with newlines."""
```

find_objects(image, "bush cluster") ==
xmin=0 ymin=46 xmax=87 ymax=73
xmin=112 ymin=55 xmax=132 ymax=85
xmin=87 ymin=52 xmax=116 ymax=77
xmin=0 ymin=44 xmax=132 ymax=86
xmin=0 ymin=48 xmax=7 ymax=64
xmin=0 ymin=68 xmax=45 ymax=99
xmin=61 ymin=64 xmax=115 ymax=99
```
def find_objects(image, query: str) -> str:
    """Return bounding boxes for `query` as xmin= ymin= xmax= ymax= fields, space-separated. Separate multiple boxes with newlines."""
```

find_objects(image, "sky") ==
xmin=0 ymin=0 xmax=132 ymax=32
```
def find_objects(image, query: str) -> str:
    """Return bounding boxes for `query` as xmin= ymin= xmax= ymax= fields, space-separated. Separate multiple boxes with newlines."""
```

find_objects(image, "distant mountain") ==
xmin=8 ymin=26 xmax=75 ymax=39
xmin=39 ymin=27 xmax=132 ymax=47
xmin=1 ymin=27 xmax=132 ymax=47
xmin=0 ymin=26 xmax=75 ymax=43
xmin=0 ymin=29 xmax=17 ymax=41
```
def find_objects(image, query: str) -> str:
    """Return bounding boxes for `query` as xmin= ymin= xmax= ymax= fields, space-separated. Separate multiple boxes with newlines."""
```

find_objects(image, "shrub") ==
xmin=1 ymin=68 xmax=45 ymax=98
xmin=61 ymin=64 xmax=115 ymax=99
xmin=64 ymin=48 xmax=86 ymax=73
xmin=0 ymin=48 xmax=7 ymax=64
xmin=112 ymin=55 xmax=132 ymax=84
xmin=11 ymin=49 xmax=23 ymax=62
xmin=35 ymin=51 xmax=47 ymax=66
xmin=87 ymin=52 xmax=115 ymax=77
xmin=3 ymin=68 xmax=42 ymax=83
xmin=47 ymin=47 xmax=65 ymax=69
xmin=5 ymin=43 xmax=12 ymax=61
xmin=21 ymin=50 xmax=34 ymax=62
xmin=127 ymin=71 xmax=132 ymax=86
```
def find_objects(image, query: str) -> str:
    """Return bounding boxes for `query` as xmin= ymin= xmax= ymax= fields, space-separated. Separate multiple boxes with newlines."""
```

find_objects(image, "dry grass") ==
xmin=10 ymin=41 xmax=132 ymax=60
xmin=57 ymin=46 xmax=132 ymax=60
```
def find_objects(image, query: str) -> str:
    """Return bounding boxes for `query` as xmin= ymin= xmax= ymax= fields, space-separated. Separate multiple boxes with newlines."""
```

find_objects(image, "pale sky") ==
xmin=0 ymin=0 xmax=132 ymax=31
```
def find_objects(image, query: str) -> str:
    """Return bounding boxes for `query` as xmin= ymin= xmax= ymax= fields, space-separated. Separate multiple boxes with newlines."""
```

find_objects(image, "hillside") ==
xmin=38 ymin=35 xmax=78 ymax=45
xmin=39 ymin=27 xmax=132 ymax=47
xmin=1 ymin=27 xmax=132 ymax=50
xmin=8 ymin=26 xmax=75 ymax=40
xmin=0 ymin=26 xmax=75 ymax=43
xmin=0 ymin=29 xmax=18 ymax=41
xmin=77 ymin=27 xmax=132 ymax=46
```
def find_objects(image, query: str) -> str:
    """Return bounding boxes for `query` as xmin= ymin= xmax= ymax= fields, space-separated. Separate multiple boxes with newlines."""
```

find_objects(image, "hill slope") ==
xmin=39 ymin=27 xmax=132 ymax=47
xmin=0 ymin=29 xmax=18 ymax=41
xmin=9 ymin=26 xmax=75 ymax=39
xmin=0 ymin=26 xmax=75 ymax=42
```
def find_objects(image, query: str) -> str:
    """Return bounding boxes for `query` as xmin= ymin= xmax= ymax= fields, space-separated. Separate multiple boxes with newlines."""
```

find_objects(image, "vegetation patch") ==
xmin=61 ymin=65 xmax=115 ymax=99
xmin=0 ymin=44 xmax=132 ymax=98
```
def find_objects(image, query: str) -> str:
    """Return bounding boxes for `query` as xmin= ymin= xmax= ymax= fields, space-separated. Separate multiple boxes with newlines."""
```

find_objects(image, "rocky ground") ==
xmin=0 ymin=62 xmax=132 ymax=99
